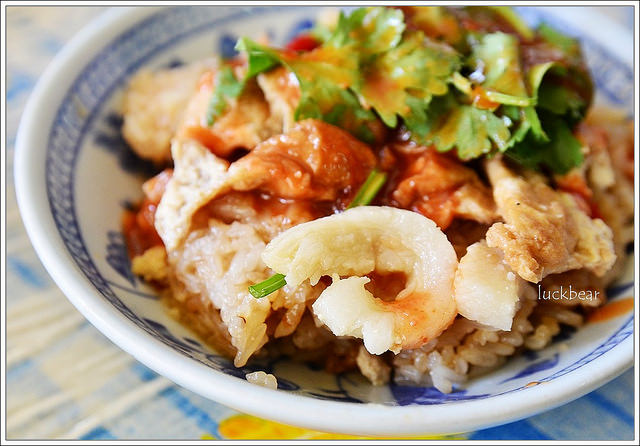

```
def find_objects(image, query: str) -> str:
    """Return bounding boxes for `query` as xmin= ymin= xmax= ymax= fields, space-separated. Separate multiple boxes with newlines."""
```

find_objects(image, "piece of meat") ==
xmin=177 ymin=70 xmax=281 ymax=158
xmin=578 ymin=107 xmax=634 ymax=191
xmin=391 ymin=147 xmax=496 ymax=229
xmin=575 ymin=109 xmax=634 ymax=285
xmin=156 ymin=119 xmax=376 ymax=251
xmin=226 ymin=119 xmax=377 ymax=202
xmin=484 ymin=157 xmax=615 ymax=283
xmin=122 ymin=61 xmax=214 ymax=163
xmin=590 ymin=183 xmax=633 ymax=287
xmin=554 ymin=171 xmax=597 ymax=217
xmin=257 ymin=66 xmax=301 ymax=134
xmin=155 ymin=139 xmax=230 ymax=251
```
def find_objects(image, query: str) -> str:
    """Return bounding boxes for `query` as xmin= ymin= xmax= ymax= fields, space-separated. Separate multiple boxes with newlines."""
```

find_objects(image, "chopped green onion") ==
xmin=484 ymin=90 xmax=536 ymax=107
xmin=248 ymin=273 xmax=287 ymax=299
xmin=347 ymin=167 xmax=388 ymax=209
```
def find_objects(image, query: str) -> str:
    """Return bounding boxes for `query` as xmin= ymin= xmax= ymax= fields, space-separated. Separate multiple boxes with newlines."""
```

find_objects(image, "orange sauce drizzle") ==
xmin=587 ymin=297 xmax=634 ymax=323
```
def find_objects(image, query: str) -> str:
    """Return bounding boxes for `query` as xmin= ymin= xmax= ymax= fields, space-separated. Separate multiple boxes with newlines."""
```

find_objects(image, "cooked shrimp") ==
xmin=261 ymin=206 xmax=458 ymax=355
xmin=454 ymin=240 xmax=524 ymax=331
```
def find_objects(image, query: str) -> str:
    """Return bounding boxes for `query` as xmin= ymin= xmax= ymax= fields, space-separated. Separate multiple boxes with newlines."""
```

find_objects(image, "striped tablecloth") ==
xmin=5 ymin=6 xmax=635 ymax=441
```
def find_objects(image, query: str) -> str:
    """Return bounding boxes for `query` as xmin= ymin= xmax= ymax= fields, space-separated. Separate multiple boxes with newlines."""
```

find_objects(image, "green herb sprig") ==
xmin=206 ymin=6 xmax=592 ymax=174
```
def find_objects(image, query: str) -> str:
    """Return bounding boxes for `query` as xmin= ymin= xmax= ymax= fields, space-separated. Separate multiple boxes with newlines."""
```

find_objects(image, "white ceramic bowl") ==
xmin=15 ymin=6 xmax=635 ymax=436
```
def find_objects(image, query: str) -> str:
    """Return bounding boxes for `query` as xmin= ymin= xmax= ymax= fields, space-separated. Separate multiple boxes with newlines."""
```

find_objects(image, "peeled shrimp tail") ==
xmin=261 ymin=206 xmax=459 ymax=354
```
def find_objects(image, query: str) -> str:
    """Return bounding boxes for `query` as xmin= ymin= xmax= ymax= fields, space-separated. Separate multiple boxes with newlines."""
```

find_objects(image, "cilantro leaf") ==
xmin=322 ymin=8 xmax=366 ymax=47
xmin=205 ymin=65 xmax=244 ymax=126
xmin=526 ymin=61 xmax=555 ymax=95
xmin=211 ymin=5 xmax=591 ymax=178
xmin=398 ymin=6 xmax=466 ymax=48
xmin=327 ymin=7 xmax=405 ymax=55
xmin=501 ymin=42 xmax=589 ymax=171
xmin=506 ymin=111 xmax=584 ymax=174
xmin=471 ymin=32 xmax=530 ymax=99
xmin=235 ymin=8 xmax=459 ymax=142
xmin=535 ymin=22 xmax=594 ymax=113
xmin=294 ymin=74 xmax=378 ymax=142
xmin=356 ymin=31 xmax=460 ymax=128
xmin=404 ymin=93 xmax=455 ymax=140
xmin=526 ymin=61 xmax=588 ymax=124
xmin=538 ymin=82 xmax=587 ymax=121
xmin=236 ymin=38 xmax=280 ymax=77
xmin=502 ymin=105 xmax=547 ymax=149
xmin=236 ymin=37 xmax=375 ymax=141
xmin=487 ymin=6 xmax=534 ymax=40
xmin=537 ymin=23 xmax=580 ymax=59
xmin=431 ymin=105 xmax=511 ymax=159
xmin=453 ymin=29 xmax=537 ymax=143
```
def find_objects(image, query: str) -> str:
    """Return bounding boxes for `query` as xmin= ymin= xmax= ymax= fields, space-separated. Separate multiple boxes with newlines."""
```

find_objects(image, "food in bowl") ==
xmin=119 ymin=6 xmax=634 ymax=393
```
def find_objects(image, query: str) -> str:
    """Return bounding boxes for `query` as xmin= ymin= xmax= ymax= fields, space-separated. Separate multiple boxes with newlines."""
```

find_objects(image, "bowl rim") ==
xmin=14 ymin=5 xmax=636 ymax=436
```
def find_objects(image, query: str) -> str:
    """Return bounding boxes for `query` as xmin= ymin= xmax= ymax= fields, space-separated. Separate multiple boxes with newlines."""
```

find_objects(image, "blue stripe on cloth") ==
xmin=469 ymin=418 xmax=551 ymax=440
xmin=159 ymin=387 xmax=221 ymax=439
xmin=131 ymin=362 xmax=158 ymax=382
xmin=80 ymin=426 xmax=116 ymax=440
xmin=6 ymin=359 xmax=34 ymax=379
xmin=586 ymin=391 xmax=634 ymax=427
xmin=7 ymin=73 xmax=34 ymax=101
xmin=129 ymin=362 xmax=220 ymax=438
xmin=7 ymin=257 xmax=48 ymax=288
xmin=41 ymin=36 xmax=62 ymax=53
